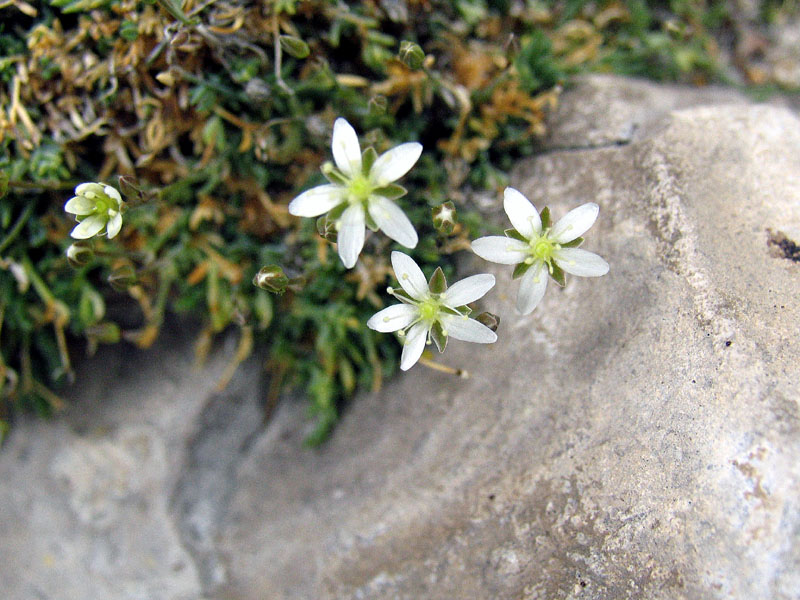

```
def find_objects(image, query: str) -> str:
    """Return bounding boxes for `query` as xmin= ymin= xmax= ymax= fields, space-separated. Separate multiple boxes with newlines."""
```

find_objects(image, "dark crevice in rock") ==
xmin=537 ymin=138 xmax=632 ymax=155
xmin=768 ymin=229 xmax=800 ymax=262
xmin=169 ymin=359 xmax=266 ymax=593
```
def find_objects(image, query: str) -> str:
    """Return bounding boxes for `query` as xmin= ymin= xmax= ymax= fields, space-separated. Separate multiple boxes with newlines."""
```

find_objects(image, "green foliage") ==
xmin=516 ymin=31 xmax=565 ymax=93
xmin=0 ymin=0 xmax=777 ymax=443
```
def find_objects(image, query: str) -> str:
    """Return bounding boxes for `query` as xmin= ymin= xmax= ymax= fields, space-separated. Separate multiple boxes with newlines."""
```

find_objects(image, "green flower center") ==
xmin=530 ymin=236 xmax=555 ymax=261
xmin=84 ymin=190 xmax=117 ymax=216
xmin=418 ymin=298 xmax=440 ymax=323
xmin=348 ymin=175 xmax=373 ymax=203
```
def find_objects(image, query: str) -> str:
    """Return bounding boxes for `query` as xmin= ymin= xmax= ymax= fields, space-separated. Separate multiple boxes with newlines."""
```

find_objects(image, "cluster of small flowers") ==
xmin=288 ymin=119 xmax=609 ymax=371
xmin=65 ymin=118 xmax=608 ymax=372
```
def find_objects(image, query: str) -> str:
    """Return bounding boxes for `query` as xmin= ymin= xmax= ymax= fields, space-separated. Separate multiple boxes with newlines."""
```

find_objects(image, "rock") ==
xmin=545 ymin=74 xmax=764 ymax=149
xmin=0 ymin=322 xmax=264 ymax=600
xmin=217 ymin=80 xmax=800 ymax=599
xmin=1 ymin=77 xmax=799 ymax=599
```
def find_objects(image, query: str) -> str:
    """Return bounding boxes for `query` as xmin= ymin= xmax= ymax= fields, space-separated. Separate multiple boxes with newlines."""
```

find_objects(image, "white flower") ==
xmin=64 ymin=182 xmax=124 ymax=239
xmin=471 ymin=187 xmax=609 ymax=315
xmin=288 ymin=118 xmax=422 ymax=268
xmin=367 ymin=251 xmax=497 ymax=371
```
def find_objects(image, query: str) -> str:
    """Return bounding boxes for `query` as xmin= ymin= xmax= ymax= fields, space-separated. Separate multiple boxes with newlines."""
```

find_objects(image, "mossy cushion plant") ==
xmin=0 ymin=1 xmax=757 ymax=443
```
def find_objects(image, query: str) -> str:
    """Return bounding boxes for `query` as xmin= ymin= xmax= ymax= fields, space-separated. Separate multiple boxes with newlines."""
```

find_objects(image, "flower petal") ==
xmin=367 ymin=303 xmax=419 ymax=332
xmin=368 ymin=196 xmax=418 ymax=248
xmin=553 ymin=248 xmax=609 ymax=277
xmin=516 ymin=261 xmax=548 ymax=315
xmin=331 ymin=118 xmax=362 ymax=177
xmin=471 ymin=236 xmax=529 ymax=265
xmin=70 ymin=215 xmax=106 ymax=239
xmin=391 ymin=251 xmax=429 ymax=300
xmin=442 ymin=273 xmax=495 ymax=307
xmin=64 ymin=196 xmax=94 ymax=215
xmin=103 ymin=185 xmax=122 ymax=204
xmin=75 ymin=182 xmax=104 ymax=197
xmin=401 ymin=322 xmax=428 ymax=371
xmin=550 ymin=203 xmax=599 ymax=243
xmin=288 ymin=184 xmax=345 ymax=217
xmin=337 ymin=204 xmax=366 ymax=268
xmin=370 ymin=142 xmax=422 ymax=186
xmin=504 ymin=187 xmax=541 ymax=239
xmin=439 ymin=314 xmax=497 ymax=344
xmin=106 ymin=212 xmax=123 ymax=239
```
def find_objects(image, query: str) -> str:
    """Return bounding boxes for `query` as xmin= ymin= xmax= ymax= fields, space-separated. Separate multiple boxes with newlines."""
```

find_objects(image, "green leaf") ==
xmin=428 ymin=266 xmax=447 ymax=294
xmin=515 ymin=30 xmax=564 ymax=93
xmin=154 ymin=0 xmax=200 ymax=25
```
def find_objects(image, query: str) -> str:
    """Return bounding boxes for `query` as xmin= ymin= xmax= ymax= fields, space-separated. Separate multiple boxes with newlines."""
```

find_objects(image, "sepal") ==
xmin=539 ymin=206 xmax=551 ymax=230
xmin=430 ymin=321 xmax=448 ymax=353
xmin=549 ymin=262 xmax=566 ymax=287
xmin=512 ymin=261 xmax=533 ymax=279
xmin=428 ymin=266 xmax=447 ymax=294
xmin=373 ymin=184 xmax=407 ymax=199
xmin=362 ymin=147 xmax=378 ymax=174
xmin=505 ymin=228 xmax=527 ymax=242
xmin=560 ymin=236 xmax=584 ymax=248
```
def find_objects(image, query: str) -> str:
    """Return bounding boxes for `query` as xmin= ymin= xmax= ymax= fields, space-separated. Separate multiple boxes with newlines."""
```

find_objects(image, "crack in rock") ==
xmin=170 ymin=359 xmax=265 ymax=593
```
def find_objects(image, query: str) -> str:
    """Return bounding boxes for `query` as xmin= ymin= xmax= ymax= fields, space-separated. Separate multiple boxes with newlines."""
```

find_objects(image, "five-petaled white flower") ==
xmin=64 ymin=182 xmax=124 ymax=239
xmin=367 ymin=251 xmax=497 ymax=371
xmin=288 ymin=118 xmax=422 ymax=268
xmin=471 ymin=187 xmax=609 ymax=315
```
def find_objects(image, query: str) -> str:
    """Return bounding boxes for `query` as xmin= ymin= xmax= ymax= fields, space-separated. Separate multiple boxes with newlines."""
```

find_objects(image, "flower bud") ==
xmin=399 ymin=40 xmax=425 ymax=70
xmin=432 ymin=201 xmax=457 ymax=235
xmin=253 ymin=265 xmax=289 ymax=294
xmin=316 ymin=215 xmax=338 ymax=243
xmin=85 ymin=321 xmax=121 ymax=344
xmin=475 ymin=311 xmax=500 ymax=332
xmin=66 ymin=241 xmax=94 ymax=267
xmin=368 ymin=95 xmax=388 ymax=116
xmin=280 ymin=35 xmax=310 ymax=59
xmin=108 ymin=264 xmax=137 ymax=292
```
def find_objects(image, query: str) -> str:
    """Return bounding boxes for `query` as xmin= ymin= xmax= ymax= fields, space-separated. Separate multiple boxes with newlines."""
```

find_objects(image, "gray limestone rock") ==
xmin=1 ymin=77 xmax=798 ymax=599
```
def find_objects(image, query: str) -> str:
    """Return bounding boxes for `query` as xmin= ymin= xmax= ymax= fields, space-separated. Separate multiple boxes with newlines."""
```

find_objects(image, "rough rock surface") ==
xmin=1 ymin=76 xmax=799 ymax=599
